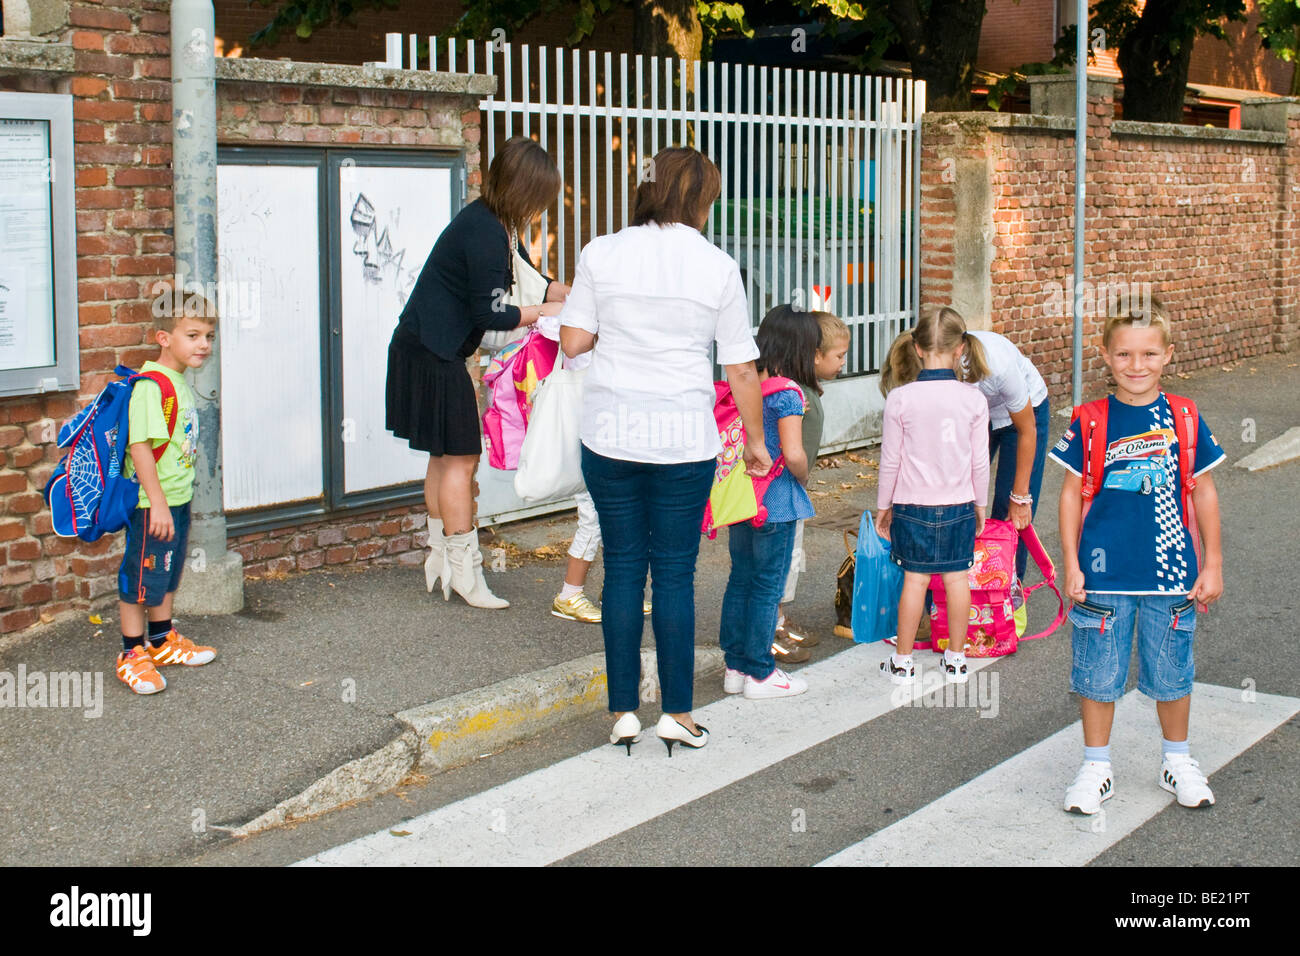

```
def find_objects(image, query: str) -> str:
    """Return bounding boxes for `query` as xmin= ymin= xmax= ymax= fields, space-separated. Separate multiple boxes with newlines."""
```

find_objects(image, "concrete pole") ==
xmin=1071 ymin=0 xmax=1087 ymax=407
xmin=171 ymin=0 xmax=243 ymax=614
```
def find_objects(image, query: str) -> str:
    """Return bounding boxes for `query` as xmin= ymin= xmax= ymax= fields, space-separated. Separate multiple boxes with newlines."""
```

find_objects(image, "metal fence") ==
xmin=381 ymin=34 xmax=923 ymax=376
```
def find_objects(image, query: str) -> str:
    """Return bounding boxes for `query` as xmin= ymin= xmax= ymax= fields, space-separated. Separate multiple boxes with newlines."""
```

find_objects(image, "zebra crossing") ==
xmin=295 ymin=645 xmax=1299 ymax=867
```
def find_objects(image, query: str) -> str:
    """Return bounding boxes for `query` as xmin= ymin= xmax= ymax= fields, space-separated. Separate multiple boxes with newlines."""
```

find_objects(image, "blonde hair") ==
xmin=880 ymin=304 xmax=990 ymax=395
xmin=814 ymin=311 xmax=850 ymax=349
xmin=1102 ymin=297 xmax=1171 ymax=349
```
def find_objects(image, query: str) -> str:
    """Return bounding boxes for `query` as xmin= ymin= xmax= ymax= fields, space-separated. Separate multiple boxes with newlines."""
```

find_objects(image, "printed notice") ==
xmin=0 ymin=118 xmax=56 ymax=371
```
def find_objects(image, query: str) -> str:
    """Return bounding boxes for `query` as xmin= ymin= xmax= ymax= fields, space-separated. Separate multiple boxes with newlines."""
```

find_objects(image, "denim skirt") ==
xmin=888 ymin=502 xmax=977 ymax=574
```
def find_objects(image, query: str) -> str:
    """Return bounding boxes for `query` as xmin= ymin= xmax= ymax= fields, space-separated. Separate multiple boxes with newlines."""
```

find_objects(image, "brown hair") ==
xmin=632 ymin=147 xmax=721 ymax=229
xmin=482 ymin=136 xmax=562 ymax=251
xmin=151 ymin=281 xmax=218 ymax=333
xmin=1102 ymin=296 xmax=1171 ymax=349
xmin=880 ymin=304 xmax=990 ymax=395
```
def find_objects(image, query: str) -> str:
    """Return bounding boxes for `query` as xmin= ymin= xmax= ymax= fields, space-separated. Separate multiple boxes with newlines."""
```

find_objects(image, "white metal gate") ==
xmin=381 ymin=34 xmax=924 ymax=524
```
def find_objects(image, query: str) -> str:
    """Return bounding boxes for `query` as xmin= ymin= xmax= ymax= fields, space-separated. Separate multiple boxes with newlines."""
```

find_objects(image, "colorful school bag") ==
xmin=930 ymin=520 xmax=1065 ymax=657
xmin=850 ymin=509 xmax=905 ymax=644
xmin=701 ymin=376 xmax=804 ymax=539
xmin=1071 ymin=392 xmax=1203 ymax=566
xmin=43 ymin=365 xmax=178 ymax=542
xmin=482 ymin=328 xmax=559 ymax=471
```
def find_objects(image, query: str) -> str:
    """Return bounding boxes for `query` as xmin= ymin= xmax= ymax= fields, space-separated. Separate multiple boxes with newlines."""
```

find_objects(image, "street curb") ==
xmin=1234 ymin=426 xmax=1300 ymax=472
xmin=232 ymin=647 xmax=725 ymax=836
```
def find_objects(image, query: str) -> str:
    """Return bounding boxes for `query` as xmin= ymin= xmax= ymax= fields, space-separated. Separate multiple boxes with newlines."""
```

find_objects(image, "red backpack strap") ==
xmin=1164 ymin=392 xmax=1202 ymax=564
xmin=1072 ymin=399 xmax=1109 ymax=514
xmin=137 ymin=371 xmax=179 ymax=463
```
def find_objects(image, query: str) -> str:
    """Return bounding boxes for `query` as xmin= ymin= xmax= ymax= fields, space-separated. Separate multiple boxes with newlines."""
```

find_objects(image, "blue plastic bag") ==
xmin=850 ymin=510 xmax=903 ymax=644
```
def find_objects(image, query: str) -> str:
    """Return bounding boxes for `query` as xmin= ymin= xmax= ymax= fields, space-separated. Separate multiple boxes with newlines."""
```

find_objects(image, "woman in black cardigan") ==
xmin=386 ymin=137 xmax=566 ymax=609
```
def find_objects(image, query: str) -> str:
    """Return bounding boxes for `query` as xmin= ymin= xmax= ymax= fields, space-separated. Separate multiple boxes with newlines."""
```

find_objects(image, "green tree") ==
xmin=251 ymin=0 xmax=989 ymax=110
xmin=1258 ymin=0 xmax=1300 ymax=95
xmin=1055 ymin=1 xmax=1247 ymax=123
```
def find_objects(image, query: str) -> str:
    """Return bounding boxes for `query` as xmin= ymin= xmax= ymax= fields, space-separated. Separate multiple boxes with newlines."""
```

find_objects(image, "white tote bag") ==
xmin=481 ymin=248 xmax=549 ymax=352
xmin=514 ymin=365 xmax=587 ymax=501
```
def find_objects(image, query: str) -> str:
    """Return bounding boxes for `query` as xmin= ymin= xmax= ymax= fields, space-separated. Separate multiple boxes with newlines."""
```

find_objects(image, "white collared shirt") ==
xmin=560 ymin=222 xmax=760 ymax=464
xmin=968 ymin=329 xmax=1049 ymax=429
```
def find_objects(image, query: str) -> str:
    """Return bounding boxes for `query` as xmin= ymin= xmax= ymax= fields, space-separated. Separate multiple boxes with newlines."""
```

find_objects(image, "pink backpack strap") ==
xmin=1018 ymin=523 xmax=1066 ymax=641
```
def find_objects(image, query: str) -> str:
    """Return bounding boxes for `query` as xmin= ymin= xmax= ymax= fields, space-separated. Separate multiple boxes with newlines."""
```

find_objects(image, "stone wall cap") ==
xmin=0 ymin=38 xmax=75 ymax=74
xmin=1241 ymin=96 xmax=1300 ymax=106
xmin=215 ymin=56 xmax=496 ymax=96
xmin=923 ymin=111 xmax=1077 ymax=134
xmin=1024 ymin=73 xmax=1118 ymax=86
xmin=1112 ymin=118 xmax=1287 ymax=145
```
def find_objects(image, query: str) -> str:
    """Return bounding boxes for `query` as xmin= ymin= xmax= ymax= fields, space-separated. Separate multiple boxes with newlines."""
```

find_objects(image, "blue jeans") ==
xmin=719 ymin=519 xmax=798 ymax=680
xmin=581 ymin=446 xmax=715 ymax=714
xmin=1069 ymin=592 xmax=1197 ymax=702
xmin=989 ymin=398 xmax=1051 ymax=579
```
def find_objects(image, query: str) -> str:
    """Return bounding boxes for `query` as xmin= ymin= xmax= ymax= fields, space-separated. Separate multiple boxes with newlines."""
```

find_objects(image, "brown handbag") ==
xmin=833 ymin=529 xmax=857 ymax=639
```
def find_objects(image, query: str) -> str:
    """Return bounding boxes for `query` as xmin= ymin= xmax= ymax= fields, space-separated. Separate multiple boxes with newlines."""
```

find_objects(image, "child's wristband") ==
xmin=1008 ymin=491 xmax=1033 ymax=506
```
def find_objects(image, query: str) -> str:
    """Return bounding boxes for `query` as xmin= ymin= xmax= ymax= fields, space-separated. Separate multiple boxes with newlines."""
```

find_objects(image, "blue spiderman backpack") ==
xmin=43 ymin=365 xmax=177 ymax=541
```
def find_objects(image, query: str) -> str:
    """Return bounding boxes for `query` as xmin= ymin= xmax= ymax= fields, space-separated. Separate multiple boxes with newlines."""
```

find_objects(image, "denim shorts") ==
xmin=1069 ymin=592 xmax=1197 ymax=703
xmin=118 ymin=502 xmax=191 ymax=606
xmin=888 ymin=502 xmax=976 ymax=574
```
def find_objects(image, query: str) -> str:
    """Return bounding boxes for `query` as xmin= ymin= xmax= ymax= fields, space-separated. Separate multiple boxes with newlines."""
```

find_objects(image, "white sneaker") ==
xmin=723 ymin=668 xmax=746 ymax=694
xmin=1063 ymin=760 xmax=1114 ymax=815
xmin=879 ymin=654 xmax=915 ymax=685
xmin=941 ymin=651 xmax=969 ymax=684
xmin=1160 ymin=754 xmax=1215 ymax=808
xmin=743 ymin=667 xmax=807 ymax=700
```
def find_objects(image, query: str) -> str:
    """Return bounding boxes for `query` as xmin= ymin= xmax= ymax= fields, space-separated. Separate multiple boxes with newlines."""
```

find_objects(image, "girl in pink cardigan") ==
xmin=875 ymin=307 xmax=991 ymax=686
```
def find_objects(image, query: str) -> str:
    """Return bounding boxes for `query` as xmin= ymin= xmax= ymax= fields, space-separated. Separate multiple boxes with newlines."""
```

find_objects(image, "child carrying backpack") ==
xmin=717 ymin=308 xmax=817 ymax=701
xmin=45 ymin=308 xmax=220 ymax=696
xmin=1051 ymin=300 xmax=1224 ymax=815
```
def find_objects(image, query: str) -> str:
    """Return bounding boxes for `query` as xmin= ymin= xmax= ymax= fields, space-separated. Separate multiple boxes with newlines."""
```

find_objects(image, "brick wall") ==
xmin=228 ymin=506 xmax=429 ymax=579
xmin=920 ymin=82 xmax=1300 ymax=405
xmin=0 ymin=1 xmax=175 ymax=634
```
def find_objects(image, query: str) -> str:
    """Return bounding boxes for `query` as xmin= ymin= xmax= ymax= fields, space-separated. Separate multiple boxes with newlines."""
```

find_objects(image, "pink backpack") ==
xmin=482 ymin=329 xmax=559 ymax=470
xmin=929 ymin=520 xmax=1065 ymax=658
xmin=701 ymin=376 xmax=804 ymax=539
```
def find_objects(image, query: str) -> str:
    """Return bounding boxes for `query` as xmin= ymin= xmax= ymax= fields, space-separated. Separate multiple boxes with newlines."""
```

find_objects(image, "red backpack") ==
xmin=1070 ymin=392 xmax=1202 ymax=565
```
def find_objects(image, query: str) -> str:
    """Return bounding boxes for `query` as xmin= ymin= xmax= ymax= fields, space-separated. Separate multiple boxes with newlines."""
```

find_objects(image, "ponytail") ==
xmin=880 ymin=331 xmax=922 ymax=396
xmin=959 ymin=330 xmax=991 ymax=384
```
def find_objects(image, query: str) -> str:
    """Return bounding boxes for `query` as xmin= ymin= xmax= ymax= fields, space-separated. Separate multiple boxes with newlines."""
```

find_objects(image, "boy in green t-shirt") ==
xmin=114 ymin=307 xmax=219 ymax=695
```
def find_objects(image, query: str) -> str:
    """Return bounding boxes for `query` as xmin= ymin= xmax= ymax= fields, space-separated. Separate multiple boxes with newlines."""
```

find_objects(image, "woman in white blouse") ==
xmin=560 ymin=148 xmax=771 ymax=756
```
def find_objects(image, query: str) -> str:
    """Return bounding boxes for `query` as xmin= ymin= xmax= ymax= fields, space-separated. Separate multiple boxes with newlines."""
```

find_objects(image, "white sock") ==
xmin=944 ymin=648 xmax=966 ymax=664
xmin=891 ymin=652 xmax=913 ymax=667
xmin=559 ymin=582 xmax=583 ymax=601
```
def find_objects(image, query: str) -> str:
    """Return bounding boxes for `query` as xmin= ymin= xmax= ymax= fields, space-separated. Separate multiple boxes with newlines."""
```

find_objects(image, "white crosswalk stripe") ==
xmin=295 ymin=646 xmax=1298 ymax=867
xmin=818 ymin=682 xmax=1299 ymax=866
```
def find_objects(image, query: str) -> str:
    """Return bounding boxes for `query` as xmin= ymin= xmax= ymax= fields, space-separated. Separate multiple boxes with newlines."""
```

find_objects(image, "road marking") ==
xmin=297 ymin=644 xmax=994 ymax=866
xmin=818 ymin=682 xmax=1300 ymax=866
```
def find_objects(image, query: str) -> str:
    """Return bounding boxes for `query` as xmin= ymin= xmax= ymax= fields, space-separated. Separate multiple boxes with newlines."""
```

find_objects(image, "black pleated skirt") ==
xmin=385 ymin=329 xmax=482 ymax=457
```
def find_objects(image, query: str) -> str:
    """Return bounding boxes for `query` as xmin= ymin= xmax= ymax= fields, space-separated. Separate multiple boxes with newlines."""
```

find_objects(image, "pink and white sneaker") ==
xmin=743 ymin=667 xmax=808 ymax=700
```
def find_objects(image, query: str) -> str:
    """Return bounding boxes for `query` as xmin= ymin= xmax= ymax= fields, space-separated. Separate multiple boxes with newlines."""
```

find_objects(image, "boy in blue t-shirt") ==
xmin=1050 ymin=302 xmax=1224 ymax=815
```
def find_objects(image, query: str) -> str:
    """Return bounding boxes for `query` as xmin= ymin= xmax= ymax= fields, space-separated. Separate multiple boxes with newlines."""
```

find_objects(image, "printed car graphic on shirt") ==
xmin=1102 ymin=459 xmax=1168 ymax=495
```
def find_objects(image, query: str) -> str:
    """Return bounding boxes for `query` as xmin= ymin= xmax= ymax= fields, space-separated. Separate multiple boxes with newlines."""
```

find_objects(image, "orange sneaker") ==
xmin=146 ymin=629 xmax=217 ymax=667
xmin=116 ymin=646 xmax=167 ymax=695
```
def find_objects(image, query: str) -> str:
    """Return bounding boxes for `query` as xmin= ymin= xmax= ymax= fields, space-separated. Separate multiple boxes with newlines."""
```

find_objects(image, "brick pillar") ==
xmin=1242 ymin=97 xmax=1300 ymax=354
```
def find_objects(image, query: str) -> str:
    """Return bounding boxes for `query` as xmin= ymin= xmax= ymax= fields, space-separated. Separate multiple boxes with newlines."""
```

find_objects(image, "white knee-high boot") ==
xmin=444 ymin=529 xmax=509 ymax=609
xmin=425 ymin=516 xmax=450 ymax=598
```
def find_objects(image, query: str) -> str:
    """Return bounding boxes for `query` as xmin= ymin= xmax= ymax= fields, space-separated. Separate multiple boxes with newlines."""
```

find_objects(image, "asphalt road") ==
xmin=174 ymin=352 xmax=1300 ymax=869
